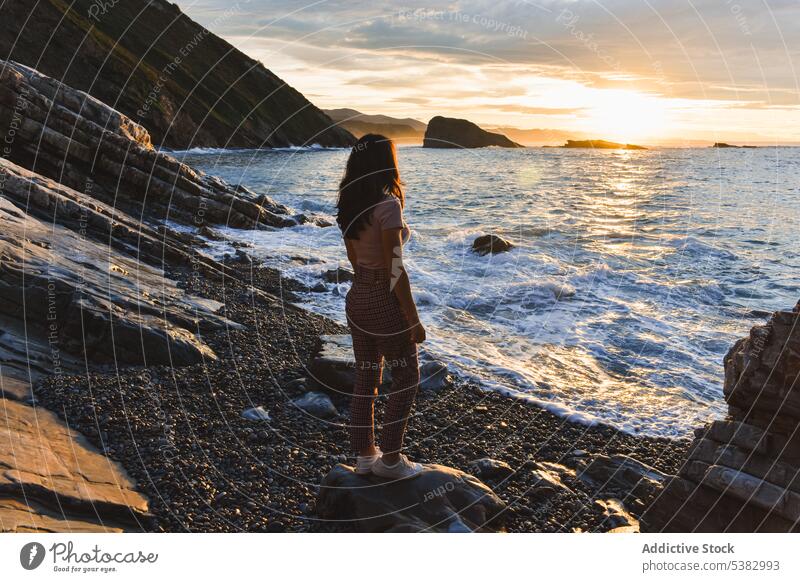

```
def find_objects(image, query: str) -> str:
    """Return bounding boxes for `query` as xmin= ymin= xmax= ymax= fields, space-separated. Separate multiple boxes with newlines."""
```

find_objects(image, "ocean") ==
xmin=176 ymin=145 xmax=800 ymax=437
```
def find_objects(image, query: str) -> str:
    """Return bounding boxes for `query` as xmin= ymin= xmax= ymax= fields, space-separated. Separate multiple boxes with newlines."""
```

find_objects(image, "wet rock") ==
xmin=419 ymin=360 xmax=453 ymax=392
xmin=0 ymin=180 xmax=226 ymax=366
xmin=472 ymin=234 xmax=514 ymax=256
xmin=322 ymin=267 xmax=354 ymax=284
xmin=525 ymin=461 xmax=576 ymax=501
xmin=308 ymin=335 xmax=356 ymax=394
xmin=308 ymin=334 xmax=449 ymax=394
xmin=567 ymin=453 xmax=667 ymax=500
xmin=197 ymin=226 xmax=224 ymax=241
xmin=596 ymin=498 xmax=639 ymax=533
xmin=291 ymin=392 xmax=338 ymax=419
xmin=317 ymin=463 xmax=506 ymax=532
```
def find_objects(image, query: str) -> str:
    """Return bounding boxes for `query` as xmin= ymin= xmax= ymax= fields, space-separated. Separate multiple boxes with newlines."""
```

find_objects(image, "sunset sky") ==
xmin=180 ymin=1 xmax=800 ymax=145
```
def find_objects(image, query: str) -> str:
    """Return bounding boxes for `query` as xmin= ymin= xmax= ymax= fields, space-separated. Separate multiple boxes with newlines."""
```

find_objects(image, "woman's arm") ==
xmin=344 ymin=238 xmax=358 ymax=271
xmin=381 ymin=228 xmax=426 ymax=343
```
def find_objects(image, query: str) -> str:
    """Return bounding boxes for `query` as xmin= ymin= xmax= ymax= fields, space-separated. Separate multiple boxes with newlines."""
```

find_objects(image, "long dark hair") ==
xmin=336 ymin=134 xmax=404 ymax=239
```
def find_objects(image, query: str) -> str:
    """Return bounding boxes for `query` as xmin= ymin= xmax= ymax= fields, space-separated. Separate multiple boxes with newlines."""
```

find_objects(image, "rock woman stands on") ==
xmin=336 ymin=134 xmax=426 ymax=479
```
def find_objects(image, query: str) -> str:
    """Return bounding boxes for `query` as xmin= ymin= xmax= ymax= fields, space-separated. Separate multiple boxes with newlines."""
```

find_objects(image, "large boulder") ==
xmin=423 ymin=116 xmax=523 ymax=149
xmin=643 ymin=304 xmax=800 ymax=532
xmin=317 ymin=463 xmax=507 ymax=532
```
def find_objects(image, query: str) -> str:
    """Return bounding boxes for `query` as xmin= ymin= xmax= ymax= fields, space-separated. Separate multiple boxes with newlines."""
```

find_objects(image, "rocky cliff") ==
xmin=643 ymin=303 xmax=800 ymax=532
xmin=0 ymin=57 xmax=330 ymax=531
xmin=0 ymin=0 xmax=353 ymax=149
xmin=423 ymin=116 xmax=523 ymax=149
xmin=0 ymin=59 xmax=311 ymax=230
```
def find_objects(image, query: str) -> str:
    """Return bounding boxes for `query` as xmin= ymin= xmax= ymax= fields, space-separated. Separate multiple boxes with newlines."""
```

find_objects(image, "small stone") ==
xmin=291 ymin=392 xmax=338 ymax=419
xmin=242 ymin=407 xmax=271 ymax=421
xmin=469 ymin=458 xmax=515 ymax=480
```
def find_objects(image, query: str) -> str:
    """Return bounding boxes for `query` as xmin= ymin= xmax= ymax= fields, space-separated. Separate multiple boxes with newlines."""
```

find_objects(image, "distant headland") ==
xmin=712 ymin=142 xmax=758 ymax=149
xmin=559 ymin=139 xmax=647 ymax=150
xmin=423 ymin=116 xmax=523 ymax=149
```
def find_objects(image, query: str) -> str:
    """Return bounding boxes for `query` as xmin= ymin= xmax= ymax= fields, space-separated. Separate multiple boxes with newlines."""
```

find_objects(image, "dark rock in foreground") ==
xmin=291 ymin=391 xmax=338 ymax=419
xmin=0 ymin=0 xmax=354 ymax=150
xmin=562 ymin=140 xmax=646 ymax=150
xmin=643 ymin=304 xmax=800 ymax=532
xmin=317 ymin=463 xmax=506 ymax=532
xmin=469 ymin=458 xmax=515 ymax=481
xmin=423 ymin=116 xmax=523 ymax=149
xmin=472 ymin=234 xmax=514 ymax=256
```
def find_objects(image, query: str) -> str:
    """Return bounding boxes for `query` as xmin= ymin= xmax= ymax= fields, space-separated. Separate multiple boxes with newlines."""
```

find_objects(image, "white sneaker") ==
xmin=355 ymin=448 xmax=382 ymax=475
xmin=371 ymin=454 xmax=424 ymax=479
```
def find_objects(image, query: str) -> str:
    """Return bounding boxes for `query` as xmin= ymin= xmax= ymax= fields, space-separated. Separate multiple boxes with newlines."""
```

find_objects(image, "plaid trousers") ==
xmin=345 ymin=266 xmax=420 ymax=455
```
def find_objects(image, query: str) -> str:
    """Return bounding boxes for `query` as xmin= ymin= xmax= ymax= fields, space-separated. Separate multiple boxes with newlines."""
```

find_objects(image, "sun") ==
xmin=584 ymin=90 xmax=671 ymax=144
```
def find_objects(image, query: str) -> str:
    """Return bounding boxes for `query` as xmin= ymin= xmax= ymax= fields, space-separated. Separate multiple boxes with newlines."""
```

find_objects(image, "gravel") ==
xmin=35 ymin=260 xmax=690 ymax=532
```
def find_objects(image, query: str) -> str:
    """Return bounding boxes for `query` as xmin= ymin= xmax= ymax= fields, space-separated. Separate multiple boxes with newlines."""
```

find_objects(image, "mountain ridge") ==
xmin=0 ymin=0 xmax=353 ymax=149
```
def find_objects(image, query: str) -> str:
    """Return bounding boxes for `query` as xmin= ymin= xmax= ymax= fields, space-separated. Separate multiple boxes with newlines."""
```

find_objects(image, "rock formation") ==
xmin=0 ymin=0 xmax=353 ymax=149
xmin=472 ymin=234 xmax=514 ymax=256
xmin=0 ymin=59 xmax=307 ymax=230
xmin=0 ymin=57 xmax=343 ymax=531
xmin=0 ymin=60 xmax=285 ymax=367
xmin=423 ymin=116 xmax=523 ymax=149
xmin=562 ymin=140 xmax=646 ymax=150
xmin=317 ymin=463 xmax=506 ymax=532
xmin=642 ymin=304 xmax=800 ymax=532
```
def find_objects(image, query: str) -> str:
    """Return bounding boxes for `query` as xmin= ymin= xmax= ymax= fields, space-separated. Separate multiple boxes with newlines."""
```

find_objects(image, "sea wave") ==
xmin=184 ymin=146 xmax=800 ymax=437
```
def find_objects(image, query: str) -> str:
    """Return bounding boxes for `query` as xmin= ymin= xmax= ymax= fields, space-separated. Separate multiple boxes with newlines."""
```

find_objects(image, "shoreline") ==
xmin=33 ymin=256 xmax=691 ymax=532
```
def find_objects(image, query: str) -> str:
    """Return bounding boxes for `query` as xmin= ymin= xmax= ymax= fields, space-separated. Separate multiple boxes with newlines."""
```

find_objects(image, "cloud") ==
xmin=179 ymin=0 xmax=800 ymax=140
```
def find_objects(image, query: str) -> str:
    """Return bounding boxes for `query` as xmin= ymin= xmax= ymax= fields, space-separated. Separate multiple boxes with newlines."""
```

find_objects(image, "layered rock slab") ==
xmin=0 ymin=59 xmax=299 ymax=229
xmin=643 ymin=305 xmax=800 ymax=532
xmin=0 ymin=179 xmax=228 ymax=366
xmin=0 ymin=376 xmax=149 ymax=532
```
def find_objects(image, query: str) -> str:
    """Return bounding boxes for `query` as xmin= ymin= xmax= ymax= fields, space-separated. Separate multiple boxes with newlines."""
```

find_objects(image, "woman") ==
xmin=336 ymin=134 xmax=426 ymax=479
